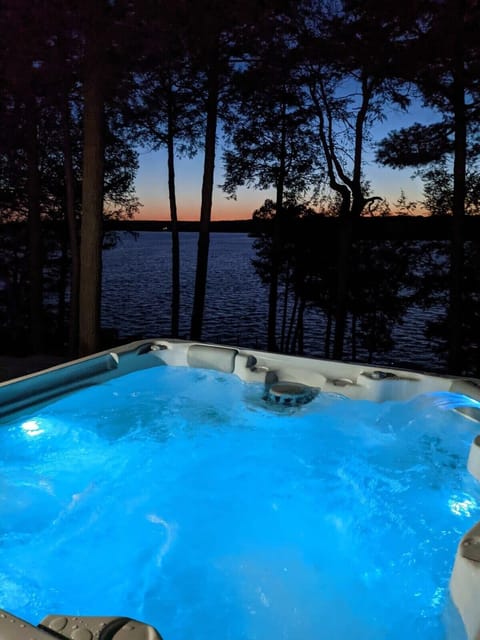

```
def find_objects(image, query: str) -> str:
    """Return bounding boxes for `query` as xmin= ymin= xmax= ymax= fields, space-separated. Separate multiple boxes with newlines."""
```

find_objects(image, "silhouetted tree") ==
xmin=127 ymin=3 xmax=204 ymax=338
xmin=189 ymin=0 xmax=298 ymax=341
xmin=376 ymin=0 xmax=480 ymax=372
xmin=0 ymin=0 xmax=141 ymax=355
xmin=0 ymin=0 xmax=51 ymax=351
xmin=250 ymin=199 xmax=319 ymax=353
xmin=223 ymin=44 xmax=320 ymax=350
xmin=297 ymin=0 xmax=414 ymax=360
xmin=190 ymin=40 xmax=220 ymax=341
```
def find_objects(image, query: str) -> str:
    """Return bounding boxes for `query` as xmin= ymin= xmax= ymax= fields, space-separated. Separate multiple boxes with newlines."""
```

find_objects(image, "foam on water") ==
xmin=0 ymin=367 xmax=479 ymax=639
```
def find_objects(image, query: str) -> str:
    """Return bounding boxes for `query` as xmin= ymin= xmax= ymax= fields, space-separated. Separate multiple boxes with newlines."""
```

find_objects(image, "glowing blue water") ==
xmin=0 ymin=367 xmax=479 ymax=639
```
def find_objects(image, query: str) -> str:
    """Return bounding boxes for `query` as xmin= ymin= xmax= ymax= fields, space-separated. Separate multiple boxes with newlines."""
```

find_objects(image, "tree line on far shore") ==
xmin=0 ymin=0 xmax=479 ymax=374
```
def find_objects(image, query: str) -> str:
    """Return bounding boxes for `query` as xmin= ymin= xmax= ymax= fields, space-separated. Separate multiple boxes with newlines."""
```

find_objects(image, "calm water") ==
xmin=101 ymin=232 xmax=445 ymax=371
xmin=102 ymin=232 xmax=269 ymax=346
xmin=0 ymin=366 xmax=477 ymax=638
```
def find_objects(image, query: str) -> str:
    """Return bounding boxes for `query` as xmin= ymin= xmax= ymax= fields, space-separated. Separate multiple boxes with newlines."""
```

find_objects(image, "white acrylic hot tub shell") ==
xmin=1 ymin=338 xmax=480 ymax=639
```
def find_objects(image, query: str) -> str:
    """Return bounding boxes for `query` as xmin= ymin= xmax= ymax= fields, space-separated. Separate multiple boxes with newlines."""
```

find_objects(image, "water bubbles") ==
xmin=448 ymin=494 xmax=478 ymax=518
xmin=0 ymin=371 xmax=479 ymax=639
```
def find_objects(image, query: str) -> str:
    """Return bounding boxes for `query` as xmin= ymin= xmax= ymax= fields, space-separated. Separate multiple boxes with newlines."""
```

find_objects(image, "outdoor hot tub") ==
xmin=0 ymin=339 xmax=479 ymax=640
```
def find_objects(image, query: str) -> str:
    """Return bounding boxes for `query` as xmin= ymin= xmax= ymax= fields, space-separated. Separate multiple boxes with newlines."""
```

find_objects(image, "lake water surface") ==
xmin=101 ymin=232 xmax=446 ymax=372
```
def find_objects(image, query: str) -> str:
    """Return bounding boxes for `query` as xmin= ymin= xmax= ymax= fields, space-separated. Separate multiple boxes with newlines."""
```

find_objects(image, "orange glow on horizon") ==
xmin=135 ymin=203 xmax=429 ymax=221
xmin=135 ymin=191 xmax=272 ymax=221
xmin=134 ymin=151 xmax=427 ymax=221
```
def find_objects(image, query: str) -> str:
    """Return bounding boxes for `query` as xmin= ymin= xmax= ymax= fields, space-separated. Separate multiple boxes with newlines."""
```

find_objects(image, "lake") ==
xmin=101 ymin=231 xmax=446 ymax=373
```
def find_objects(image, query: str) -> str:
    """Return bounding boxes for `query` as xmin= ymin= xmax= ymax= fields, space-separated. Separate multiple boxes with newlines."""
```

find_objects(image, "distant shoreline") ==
xmin=105 ymin=219 xmax=255 ymax=233
xmin=103 ymin=216 xmax=480 ymax=240
xmin=2 ymin=216 xmax=480 ymax=239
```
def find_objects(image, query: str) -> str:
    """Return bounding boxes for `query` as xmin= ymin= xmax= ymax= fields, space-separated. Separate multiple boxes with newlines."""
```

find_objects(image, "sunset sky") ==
xmin=135 ymin=152 xmax=425 ymax=221
xmin=134 ymin=102 xmax=439 ymax=221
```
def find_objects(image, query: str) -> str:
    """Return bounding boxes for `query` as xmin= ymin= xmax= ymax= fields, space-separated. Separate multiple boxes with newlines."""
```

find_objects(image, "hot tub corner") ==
xmin=450 ymin=521 xmax=480 ymax=640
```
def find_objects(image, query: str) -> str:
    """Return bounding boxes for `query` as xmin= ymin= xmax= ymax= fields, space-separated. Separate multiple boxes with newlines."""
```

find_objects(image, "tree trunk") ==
xmin=351 ymin=312 xmax=357 ymax=361
xmin=313 ymin=87 xmax=351 ymax=359
xmin=312 ymin=77 xmax=372 ymax=360
xmin=190 ymin=52 xmax=219 ymax=341
xmin=167 ymin=89 xmax=180 ymax=337
xmin=267 ymin=101 xmax=287 ymax=352
xmin=448 ymin=2 xmax=466 ymax=374
xmin=279 ymin=260 xmax=290 ymax=352
xmin=324 ymin=305 xmax=332 ymax=358
xmin=78 ymin=9 xmax=105 ymax=356
xmin=57 ymin=232 xmax=69 ymax=345
xmin=332 ymin=217 xmax=353 ymax=359
xmin=286 ymin=293 xmax=299 ymax=353
xmin=292 ymin=297 xmax=306 ymax=354
xmin=62 ymin=96 xmax=80 ymax=357
xmin=332 ymin=79 xmax=372 ymax=359
xmin=25 ymin=95 xmax=43 ymax=353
